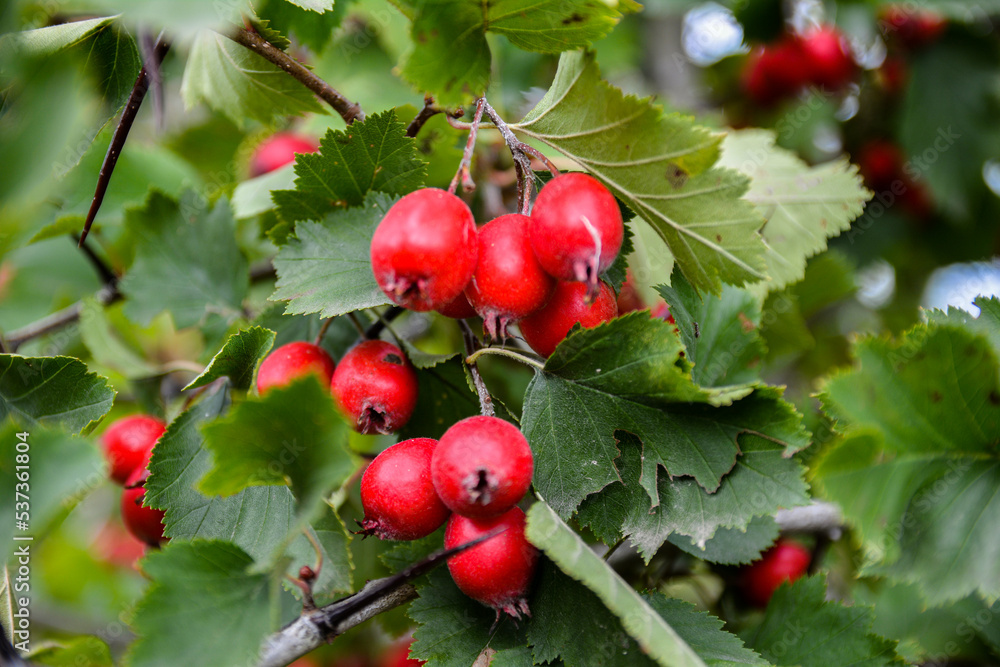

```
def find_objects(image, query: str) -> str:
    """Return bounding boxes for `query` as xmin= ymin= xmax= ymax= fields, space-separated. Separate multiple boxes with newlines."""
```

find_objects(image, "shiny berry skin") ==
xmin=101 ymin=415 xmax=166 ymax=485
xmin=436 ymin=292 xmax=478 ymax=319
xmin=331 ymin=340 xmax=419 ymax=434
xmin=359 ymin=438 xmax=450 ymax=540
xmin=380 ymin=639 xmax=423 ymax=667
xmin=465 ymin=214 xmax=555 ymax=340
xmin=121 ymin=466 xmax=167 ymax=548
xmin=529 ymin=173 xmax=623 ymax=292
xmin=518 ymin=280 xmax=618 ymax=358
xmin=799 ymin=26 xmax=856 ymax=91
xmin=741 ymin=38 xmax=809 ymax=105
xmin=371 ymin=188 xmax=478 ymax=312
xmin=444 ymin=507 xmax=538 ymax=619
xmin=742 ymin=539 xmax=811 ymax=607
xmin=257 ymin=342 xmax=336 ymax=395
xmin=432 ymin=416 xmax=533 ymax=518
xmin=249 ymin=132 xmax=319 ymax=177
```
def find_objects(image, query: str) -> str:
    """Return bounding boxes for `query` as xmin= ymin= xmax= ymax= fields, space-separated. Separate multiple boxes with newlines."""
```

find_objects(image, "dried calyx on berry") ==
xmin=331 ymin=340 xmax=419 ymax=435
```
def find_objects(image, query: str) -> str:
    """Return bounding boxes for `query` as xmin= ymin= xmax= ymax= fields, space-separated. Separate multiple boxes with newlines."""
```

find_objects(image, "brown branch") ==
xmin=227 ymin=27 xmax=364 ymax=125
xmin=449 ymin=98 xmax=486 ymax=194
xmin=460 ymin=320 xmax=495 ymax=417
xmin=72 ymin=234 xmax=117 ymax=285
xmin=406 ymin=96 xmax=440 ymax=138
xmin=79 ymin=36 xmax=170 ymax=246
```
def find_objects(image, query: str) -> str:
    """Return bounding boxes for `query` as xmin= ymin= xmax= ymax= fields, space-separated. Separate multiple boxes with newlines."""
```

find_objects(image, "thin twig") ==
xmin=406 ymin=96 xmax=454 ymax=138
xmin=448 ymin=98 xmax=486 ymax=194
xmin=364 ymin=306 xmax=404 ymax=340
xmin=227 ymin=27 xmax=364 ymax=125
xmin=3 ymin=284 xmax=121 ymax=352
xmin=517 ymin=142 xmax=561 ymax=177
xmin=346 ymin=313 xmax=367 ymax=338
xmin=480 ymin=100 xmax=540 ymax=215
xmin=314 ymin=318 xmax=334 ymax=346
xmin=459 ymin=320 xmax=495 ymax=417
xmin=71 ymin=234 xmax=118 ymax=285
xmin=465 ymin=346 xmax=545 ymax=371
xmin=139 ymin=30 xmax=165 ymax=131
xmin=79 ymin=35 xmax=170 ymax=245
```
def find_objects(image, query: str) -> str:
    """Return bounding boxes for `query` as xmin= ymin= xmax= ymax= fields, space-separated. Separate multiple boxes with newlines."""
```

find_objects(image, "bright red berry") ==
xmin=799 ymin=26 xmax=856 ymax=91
xmin=371 ymin=188 xmax=478 ymax=312
xmin=465 ymin=214 xmax=555 ymax=340
xmin=101 ymin=415 xmax=166 ymax=485
xmin=432 ymin=416 xmax=533 ymax=518
xmin=529 ymin=173 xmax=623 ymax=295
xmin=359 ymin=438 xmax=450 ymax=541
xmin=650 ymin=302 xmax=676 ymax=325
xmin=856 ymin=140 xmax=905 ymax=192
xmin=331 ymin=340 xmax=419 ymax=435
xmin=380 ymin=639 xmax=423 ymax=667
xmin=257 ymin=342 xmax=336 ymax=395
xmin=436 ymin=292 xmax=478 ymax=319
xmin=742 ymin=538 xmax=811 ymax=607
xmin=444 ymin=507 xmax=539 ymax=619
xmin=121 ymin=465 xmax=166 ymax=548
xmin=741 ymin=38 xmax=809 ymax=105
xmin=249 ymin=132 xmax=319 ymax=177
xmin=518 ymin=280 xmax=618 ymax=358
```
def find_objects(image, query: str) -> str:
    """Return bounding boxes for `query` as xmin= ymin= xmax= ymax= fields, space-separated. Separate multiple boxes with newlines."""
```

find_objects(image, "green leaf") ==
xmin=29 ymin=637 xmax=113 ymax=666
xmin=398 ymin=356 xmax=481 ymax=440
xmin=667 ymin=515 xmax=779 ymax=566
xmin=717 ymin=130 xmax=870 ymax=292
xmin=521 ymin=314 xmax=807 ymax=517
xmin=79 ymin=299 xmax=160 ymax=380
xmin=525 ymin=500 xmax=709 ymax=667
xmin=231 ymin=163 xmax=297 ymax=220
xmin=0 ymin=421 xmax=105 ymax=556
xmin=577 ymin=432 xmax=809 ymax=556
xmin=256 ymin=0 xmax=346 ymax=52
xmin=816 ymin=323 xmax=1000 ymax=604
xmin=184 ymin=326 xmax=277 ymax=391
xmin=514 ymin=51 xmax=766 ymax=294
xmin=145 ymin=388 xmax=353 ymax=595
xmin=658 ymin=269 xmax=766 ymax=387
xmin=270 ymin=192 xmax=395 ymax=318
xmin=272 ymin=110 xmax=426 ymax=223
xmin=742 ymin=576 xmax=904 ymax=667
xmin=284 ymin=0 xmax=335 ymax=10
xmin=180 ymin=28 xmax=325 ymax=126
xmin=199 ymin=378 xmax=355 ymax=525
xmin=399 ymin=0 xmax=635 ymax=106
xmin=127 ymin=541 xmax=273 ymax=667
xmin=0 ymin=355 xmax=114 ymax=434
xmin=926 ymin=295 xmax=1000 ymax=359
xmin=1 ymin=17 xmax=119 ymax=55
xmin=120 ymin=191 xmax=249 ymax=329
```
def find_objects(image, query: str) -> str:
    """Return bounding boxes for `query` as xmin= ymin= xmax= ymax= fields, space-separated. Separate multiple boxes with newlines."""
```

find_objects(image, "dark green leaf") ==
xmin=270 ymin=192 xmax=395 ymax=317
xmin=0 ymin=355 xmax=114 ymax=434
xmin=120 ymin=191 xmax=249 ymax=329
xmin=272 ymin=110 xmax=426 ymax=223
xmin=29 ymin=637 xmax=113 ymax=666
xmin=667 ymin=515 xmax=779 ymax=566
xmin=127 ymin=541 xmax=273 ymax=667
xmin=184 ymin=326 xmax=277 ymax=391
xmin=514 ymin=51 xmax=766 ymax=294
xmin=257 ymin=0 xmax=346 ymax=52
xmin=742 ymin=576 xmax=904 ymax=667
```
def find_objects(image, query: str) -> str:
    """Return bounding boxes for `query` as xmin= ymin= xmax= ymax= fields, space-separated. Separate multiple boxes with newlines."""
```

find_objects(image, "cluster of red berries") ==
xmin=359 ymin=416 xmax=539 ymax=619
xmin=875 ymin=6 xmax=947 ymax=97
xmin=742 ymin=25 xmax=857 ymax=106
xmin=100 ymin=415 xmax=168 ymax=548
xmin=370 ymin=173 xmax=624 ymax=355
xmin=258 ymin=339 xmax=419 ymax=436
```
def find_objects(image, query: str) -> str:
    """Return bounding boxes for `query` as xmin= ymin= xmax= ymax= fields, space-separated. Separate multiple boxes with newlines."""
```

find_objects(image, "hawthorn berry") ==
xmin=616 ymin=270 xmax=645 ymax=314
xmin=432 ymin=415 xmax=533 ymax=518
xmin=101 ymin=415 xmax=166 ymax=485
xmin=380 ymin=638 xmax=423 ymax=667
xmin=518 ymin=280 xmax=618 ymax=358
xmin=436 ymin=292 xmax=478 ymax=320
xmin=359 ymin=438 xmax=450 ymax=541
xmin=371 ymin=188 xmax=478 ymax=312
xmin=331 ymin=340 xmax=419 ymax=435
xmin=465 ymin=214 xmax=555 ymax=340
xmin=257 ymin=341 xmax=336 ymax=395
xmin=798 ymin=25 xmax=856 ymax=91
xmin=121 ymin=466 xmax=166 ymax=548
xmin=741 ymin=37 xmax=809 ymax=106
xmin=742 ymin=538 xmax=811 ymax=607
xmin=444 ymin=507 xmax=538 ymax=619
xmin=880 ymin=5 xmax=946 ymax=50
xmin=529 ymin=173 xmax=623 ymax=295
xmin=249 ymin=132 xmax=319 ymax=177
xmin=650 ymin=302 xmax=676 ymax=324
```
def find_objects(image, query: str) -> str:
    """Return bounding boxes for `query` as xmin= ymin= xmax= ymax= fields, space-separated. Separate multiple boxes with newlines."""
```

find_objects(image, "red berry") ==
xmin=741 ymin=38 xmax=809 ymax=105
xmin=436 ymin=292 xmax=478 ymax=319
xmin=880 ymin=5 xmax=946 ymax=49
xmin=257 ymin=342 xmax=336 ymax=395
xmin=616 ymin=270 xmax=645 ymax=314
xmin=799 ymin=26 xmax=856 ymax=91
xmin=359 ymin=438 xmax=450 ymax=540
xmin=249 ymin=132 xmax=319 ymax=177
xmin=856 ymin=140 xmax=905 ymax=192
xmin=529 ymin=173 xmax=623 ymax=293
xmin=380 ymin=639 xmax=423 ymax=667
xmin=371 ymin=188 xmax=478 ymax=312
xmin=518 ymin=280 xmax=618 ymax=358
xmin=121 ymin=466 xmax=166 ymax=548
xmin=432 ymin=416 xmax=533 ymax=518
xmin=465 ymin=214 xmax=555 ymax=340
xmin=331 ymin=340 xmax=419 ymax=435
xmin=650 ymin=302 xmax=676 ymax=325
xmin=444 ymin=507 xmax=538 ymax=619
xmin=742 ymin=538 xmax=811 ymax=607
xmin=101 ymin=415 xmax=166 ymax=485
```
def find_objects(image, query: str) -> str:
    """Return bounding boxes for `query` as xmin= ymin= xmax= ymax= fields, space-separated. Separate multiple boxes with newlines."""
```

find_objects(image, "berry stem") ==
xmin=449 ymin=97 xmax=486 ymax=194
xmin=480 ymin=100 xmax=536 ymax=214
xmin=405 ymin=95 xmax=464 ymax=138
xmin=364 ymin=305 xmax=405 ymax=340
xmin=314 ymin=317 xmax=335 ymax=346
xmin=346 ymin=312 xmax=367 ymax=338
xmin=460 ymin=320 xmax=496 ymax=417
xmin=465 ymin=346 xmax=545 ymax=371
